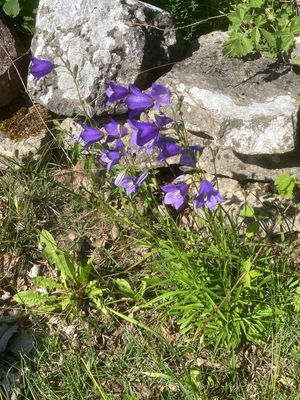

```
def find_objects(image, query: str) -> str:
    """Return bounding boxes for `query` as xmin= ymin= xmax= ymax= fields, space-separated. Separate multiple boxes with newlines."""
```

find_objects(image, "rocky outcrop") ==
xmin=158 ymin=31 xmax=300 ymax=181
xmin=27 ymin=0 xmax=183 ymax=116
xmin=0 ymin=17 xmax=27 ymax=107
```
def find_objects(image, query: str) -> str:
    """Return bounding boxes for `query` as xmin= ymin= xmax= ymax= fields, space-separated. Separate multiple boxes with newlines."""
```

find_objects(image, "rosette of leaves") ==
xmin=224 ymin=0 xmax=300 ymax=58
xmin=0 ymin=0 xmax=38 ymax=33
xmin=13 ymin=230 xmax=107 ymax=317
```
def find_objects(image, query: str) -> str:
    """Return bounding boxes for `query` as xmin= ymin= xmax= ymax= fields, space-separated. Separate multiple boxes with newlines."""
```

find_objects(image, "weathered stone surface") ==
xmin=0 ymin=17 xmax=27 ymax=107
xmin=0 ymin=130 xmax=49 ymax=169
xmin=158 ymin=31 xmax=300 ymax=180
xmin=28 ymin=0 xmax=183 ymax=116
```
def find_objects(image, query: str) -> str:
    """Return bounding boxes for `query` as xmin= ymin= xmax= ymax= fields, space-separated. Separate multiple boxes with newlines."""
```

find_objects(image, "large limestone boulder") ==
xmin=0 ymin=17 xmax=27 ymax=107
xmin=28 ymin=0 xmax=183 ymax=116
xmin=158 ymin=31 xmax=300 ymax=181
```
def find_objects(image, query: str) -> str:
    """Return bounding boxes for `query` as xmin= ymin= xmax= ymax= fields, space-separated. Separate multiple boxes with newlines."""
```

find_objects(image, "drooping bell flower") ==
xmin=160 ymin=182 xmax=189 ymax=210
xmin=128 ymin=120 xmax=159 ymax=147
xmin=195 ymin=180 xmax=223 ymax=210
xmin=114 ymin=171 xmax=148 ymax=196
xmin=157 ymin=137 xmax=181 ymax=161
xmin=125 ymin=85 xmax=154 ymax=117
xmin=30 ymin=57 xmax=54 ymax=82
xmin=105 ymin=80 xmax=128 ymax=105
xmin=180 ymin=145 xmax=204 ymax=167
xmin=79 ymin=124 xmax=103 ymax=148
xmin=100 ymin=140 xmax=125 ymax=170
xmin=149 ymin=82 xmax=171 ymax=105
xmin=103 ymin=118 xmax=127 ymax=143
xmin=154 ymin=114 xmax=173 ymax=129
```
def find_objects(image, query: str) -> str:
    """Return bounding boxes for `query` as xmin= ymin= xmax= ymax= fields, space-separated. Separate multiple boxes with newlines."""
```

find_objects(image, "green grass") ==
xmin=1 ymin=139 xmax=300 ymax=399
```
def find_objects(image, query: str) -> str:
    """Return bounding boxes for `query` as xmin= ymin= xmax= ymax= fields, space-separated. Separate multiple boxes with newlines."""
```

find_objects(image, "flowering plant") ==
xmin=30 ymin=59 xmax=223 ymax=212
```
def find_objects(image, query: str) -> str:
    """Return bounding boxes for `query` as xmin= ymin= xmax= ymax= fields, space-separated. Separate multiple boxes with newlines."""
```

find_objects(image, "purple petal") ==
xmin=149 ymin=82 xmax=171 ymax=105
xmin=125 ymin=85 xmax=153 ymax=113
xmin=129 ymin=120 xmax=159 ymax=147
xmin=30 ymin=57 xmax=54 ymax=82
xmin=105 ymin=80 xmax=128 ymax=105
xmin=154 ymin=114 xmax=173 ymax=129
xmin=80 ymin=124 xmax=103 ymax=148
xmin=160 ymin=183 xmax=189 ymax=210
xmin=195 ymin=180 xmax=223 ymax=210
xmin=136 ymin=171 xmax=148 ymax=187
xmin=157 ymin=137 xmax=181 ymax=161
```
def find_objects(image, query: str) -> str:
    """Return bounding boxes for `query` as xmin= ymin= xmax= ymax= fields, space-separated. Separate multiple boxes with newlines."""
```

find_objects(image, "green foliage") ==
xmin=0 ymin=0 xmax=38 ymax=33
xmin=146 ymin=0 xmax=232 ymax=41
xmin=224 ymin=0 xmax=300 ymax=58
xmin=275 ymin=173 xmax=298 ymax=199
xmin=13 ymin=229 xmax=107 ymax=316
xmin=136 ymin=211 xmax=294 ymax=349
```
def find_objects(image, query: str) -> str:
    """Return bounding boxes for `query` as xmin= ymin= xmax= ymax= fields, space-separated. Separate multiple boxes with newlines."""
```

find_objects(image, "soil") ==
xmin=0 ymin=96 xmax=52 ymax=140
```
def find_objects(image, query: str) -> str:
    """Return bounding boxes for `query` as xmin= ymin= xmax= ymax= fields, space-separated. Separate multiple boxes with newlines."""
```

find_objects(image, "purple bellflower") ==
xmin=149 ymin=82 xmax=171 ymax=105
xmin=115 ymin=171 xmax=148 ymax=196
xmin=195 ymin=180 xmax=223 ymax=210
xmin=129 ymin=120 xmax=159 ymax=147
xmin=180 ymin=145 xmax=204 ymax=167
xmin=154 ymin=114 xmax=173 ymax=129
xmin=105 ymin=80 xmax=128 ymax=105
xmin=161 ymin=182 xmax=189 ymax=210
xmin=30 ymin=57 xmax=54 ymax=82
xmin=157 ymin=137 xmax=181 ymax=161
xmin=125 ymin=85 xmax=154 ymax=117
xmin=104 ymin=118 xmax=127 ymax=143
xmin=79 ymin=124 xmax=103 ymax=148
xmin=100 ymin=140 xmax=124 ymax=170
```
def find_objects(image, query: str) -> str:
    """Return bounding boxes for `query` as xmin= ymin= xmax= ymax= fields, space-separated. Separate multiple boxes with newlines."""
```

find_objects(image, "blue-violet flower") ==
xmin=79 ymin=124 xmax=103 ymax=148
xmin=195 ymin=180 xmax=223 ymax=210
xmin=30 ymin=57 xmax=54 ymax=82
xmin=161 ymin=183 xmax=189 ymax=210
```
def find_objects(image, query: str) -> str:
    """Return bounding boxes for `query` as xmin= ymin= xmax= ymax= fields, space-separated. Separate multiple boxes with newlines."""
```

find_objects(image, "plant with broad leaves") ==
xmin=0 ymin=0 xmax=38 ymax=33
xmin=275 ymin=173 xmax=299 ymax=199
xmin=224 ymin=0 xmax=300 ymax=58
xmin=13 ymin=230 xmax=107 ymax=317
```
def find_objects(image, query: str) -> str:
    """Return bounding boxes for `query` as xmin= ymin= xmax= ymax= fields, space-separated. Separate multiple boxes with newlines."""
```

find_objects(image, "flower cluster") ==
xmin=30 ymin=58 xmax=223 ymax=211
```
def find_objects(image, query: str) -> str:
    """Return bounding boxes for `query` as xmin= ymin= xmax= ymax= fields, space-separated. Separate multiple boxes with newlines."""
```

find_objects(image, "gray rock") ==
xmin=0 ymin=17 xmax=27 ymax=107
xmin=158 ymin=31 xmax=300 ymax=180
xmin=28 ymin=0 xmax=183 ymax=116
xmin=0 ymin=131 xmax=50 ymax=169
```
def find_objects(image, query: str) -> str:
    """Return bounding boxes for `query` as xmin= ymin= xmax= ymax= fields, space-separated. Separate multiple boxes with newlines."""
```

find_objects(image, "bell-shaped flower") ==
xmin=149 ymin=82 xmax=171 ymax=105
xmin=100 ymin=140 xmax=125 ymax=171
xmin=161 ymin=182 xmax=189 ymax=210
xmin=79 ymin=123 xmax=103 ymax=148
xmin=129 ymin=120 xmax=159 ymax=147
xmin=115 ymin=171 xmax=148 ymax=196
xmin=30 ymin=57 xmax=54 ymax=82
xmin=195 ymin=180 xmax=223 ymax=210
xmin=105 ymin=80 xmax=128 ymax=105
xmin=103 ymin=118 xmax=127 ymax=143
xmin=157 ymin=137 xmax=181 ymax=161
xmin=125 ymin=85 xmax=154 ymax=117
xmin=180 ymin=145 xmax=204 ymax=167
xmin=154 ymin=114 xmax=173 ymax=129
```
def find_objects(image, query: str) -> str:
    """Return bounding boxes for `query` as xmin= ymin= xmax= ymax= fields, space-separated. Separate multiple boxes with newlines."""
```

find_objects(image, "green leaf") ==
xmin=275 ymin=173 xmax=297 ymax=199
xmin=259 ymin=28 xmax=276 ymax=48
xmin=290 ymin=16 xmax=300 ymax=35
xmin=279 ymin=32 xmax=294 ymax=53
xmin=115 ymin=278 xmax=136 ymax=298
xmin=246 ymin=221 xmax=260 ymax=238
xmin=249 ymin=0 xmax=263 ymax=8
xmin=224 ymin=32 xmax=254 ymax=57
xmin=13 ymin=291 xmax=48 ymax=305
xmin=251 ymin=26 xmax=261 ymax=48
xmin=61 ymin=296 xmax=71 ymax=310
xmin=3 ymin=0 xmax=20 ymax=17
xmin=240 ymin=205 xmax=255 ymax=218
xmin=40 ymin=229 xmax=59 ymax=266
xmin=31 ymin=276 xmax=64 ymax=290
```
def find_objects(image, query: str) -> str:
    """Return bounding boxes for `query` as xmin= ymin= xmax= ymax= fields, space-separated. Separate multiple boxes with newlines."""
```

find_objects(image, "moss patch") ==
xmin=0 ymin=98 xmax=52 ymax=141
